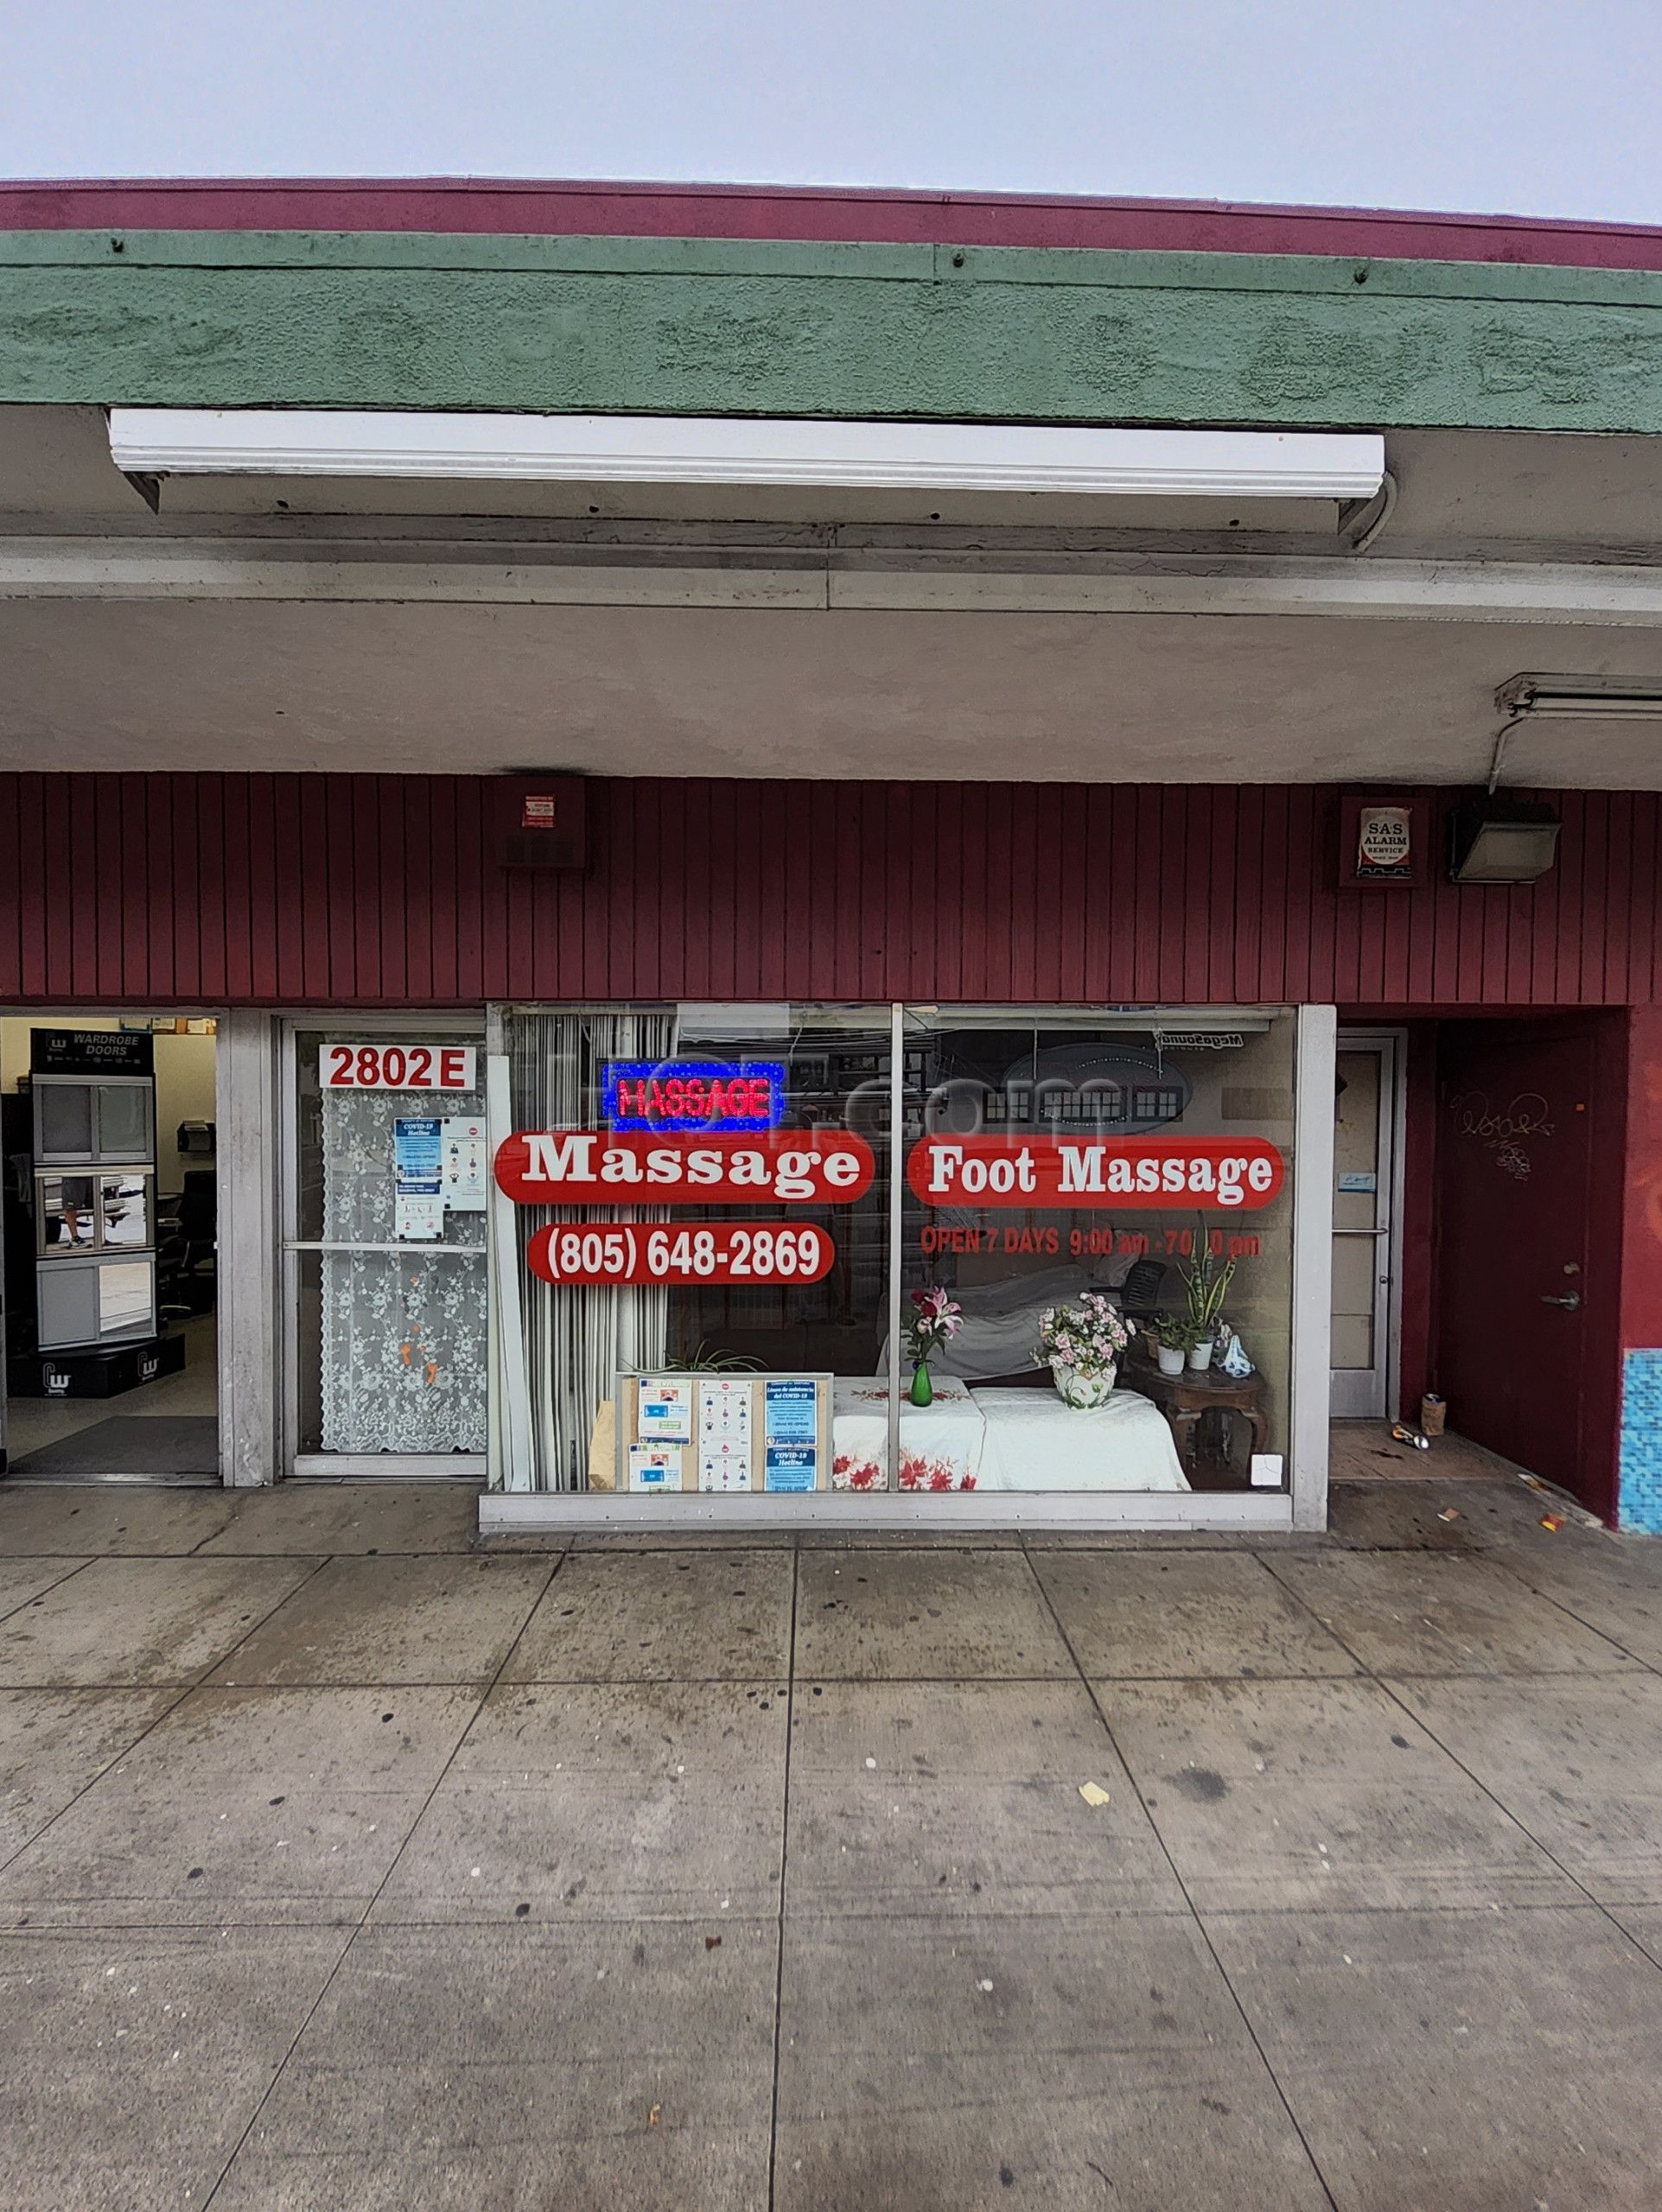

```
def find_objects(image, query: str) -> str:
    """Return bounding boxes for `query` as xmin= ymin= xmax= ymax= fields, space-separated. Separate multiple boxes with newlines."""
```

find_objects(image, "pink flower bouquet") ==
xmin=901 ymin=1285 xmax=964 ymax=1370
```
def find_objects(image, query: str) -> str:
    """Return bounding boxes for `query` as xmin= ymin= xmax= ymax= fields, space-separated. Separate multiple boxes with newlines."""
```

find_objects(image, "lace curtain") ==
xmin=508 ymin=1007 xmax=676 ymax=1490
xmin=319 ymin=1084 xmax=488 ymax=1454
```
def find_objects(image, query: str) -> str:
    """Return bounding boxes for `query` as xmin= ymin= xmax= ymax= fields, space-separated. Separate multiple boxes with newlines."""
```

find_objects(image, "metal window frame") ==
xmin=1329 ymin=1027 xmax=1409 ymax=1425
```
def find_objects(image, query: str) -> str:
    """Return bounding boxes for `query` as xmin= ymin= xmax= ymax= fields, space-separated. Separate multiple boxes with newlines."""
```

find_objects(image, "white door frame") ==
xmin=218 ymin=1010 xmax=279 ymax=1486
xmin=1330 ymin=1027 xmax=1407 ymax=1422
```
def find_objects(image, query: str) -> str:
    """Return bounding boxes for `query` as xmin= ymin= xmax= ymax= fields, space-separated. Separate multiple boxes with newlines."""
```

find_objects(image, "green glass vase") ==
xmin=909 ymin=1361 xmax=933 ymax=1408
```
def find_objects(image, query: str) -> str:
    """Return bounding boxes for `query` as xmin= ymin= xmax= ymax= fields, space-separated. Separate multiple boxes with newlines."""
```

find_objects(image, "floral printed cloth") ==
xmin=831 ymin=1374 xmax=984 ymax=1492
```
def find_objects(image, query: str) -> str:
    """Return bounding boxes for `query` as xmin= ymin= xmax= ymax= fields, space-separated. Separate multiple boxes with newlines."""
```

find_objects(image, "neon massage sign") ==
xmin=602 ymin=1059 xmax=787 ymax=1134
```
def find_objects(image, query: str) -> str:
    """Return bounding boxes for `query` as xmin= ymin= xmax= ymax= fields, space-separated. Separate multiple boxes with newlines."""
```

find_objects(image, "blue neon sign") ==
xmin=602 ymin=1059 xmax=788 ymax=1134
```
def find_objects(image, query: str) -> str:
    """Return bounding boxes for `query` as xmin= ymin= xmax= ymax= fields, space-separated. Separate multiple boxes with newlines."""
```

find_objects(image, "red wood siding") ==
xmin=10 ymin=181 xmax=1662 ymax=272
xmin=2 ymin=775 xmax=1659 ymax=1012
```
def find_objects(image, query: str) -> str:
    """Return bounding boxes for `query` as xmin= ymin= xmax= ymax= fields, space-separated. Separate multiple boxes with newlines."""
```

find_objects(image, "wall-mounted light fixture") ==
xmin=1448 ymin=798 xmax=1563 ymax=886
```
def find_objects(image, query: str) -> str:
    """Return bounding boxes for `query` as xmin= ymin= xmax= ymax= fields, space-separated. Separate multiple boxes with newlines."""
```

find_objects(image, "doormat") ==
xmin=7 ymin=1415 xmax=220 ymax=1482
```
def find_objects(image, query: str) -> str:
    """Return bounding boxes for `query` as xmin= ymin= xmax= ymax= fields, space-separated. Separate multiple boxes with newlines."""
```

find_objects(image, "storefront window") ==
xmin=900 ymin=1009 xmax=1295 ymax=1497
xmin=499 ymin=1007 xmax=891 ymax=1492
xmin=494 ymin=1004 xmax=1298 ymax=1503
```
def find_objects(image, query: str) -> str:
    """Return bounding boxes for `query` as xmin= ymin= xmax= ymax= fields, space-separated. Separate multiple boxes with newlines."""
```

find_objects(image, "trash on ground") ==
xmin=704 ymin=1935 xmax=722 ymax=1950
xmin=1540 ymin=1513 xmax=1564 ymax=1531
xmin=1078 ymin=1781 xmax=1112 ymax=1808
xmin=647 ymin=2105 xmax=661 ymax=2128
xmin=1436 ymin=1508 xmax=1461 ymax=1522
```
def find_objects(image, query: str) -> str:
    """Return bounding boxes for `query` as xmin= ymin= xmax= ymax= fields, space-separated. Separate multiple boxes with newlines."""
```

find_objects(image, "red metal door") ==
xmin=1436 ymin=1027 xmax=1595 ymax=1496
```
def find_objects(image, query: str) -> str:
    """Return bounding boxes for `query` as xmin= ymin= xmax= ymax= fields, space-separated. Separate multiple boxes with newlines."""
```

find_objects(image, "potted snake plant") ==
xmin=1179 ymin=1222 xmax=1236 ymax=1372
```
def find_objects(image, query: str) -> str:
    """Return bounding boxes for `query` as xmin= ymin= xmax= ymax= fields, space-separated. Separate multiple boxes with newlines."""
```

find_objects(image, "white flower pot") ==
xmin=1188 ymin=1339 xmax=1217 ymax=1372
xmin=1050 ymin=1358 xmax=1115 ymax=1408
xmin=1156 ymin=1345 xmax=1187 ymax=1377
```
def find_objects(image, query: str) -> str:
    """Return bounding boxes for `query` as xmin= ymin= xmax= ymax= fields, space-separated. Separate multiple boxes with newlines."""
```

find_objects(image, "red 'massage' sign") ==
xmin=907 ymin=1136 xmax=1284 ymax=1210
xmin=494 ymin=1128 xmax=876 ymax=1206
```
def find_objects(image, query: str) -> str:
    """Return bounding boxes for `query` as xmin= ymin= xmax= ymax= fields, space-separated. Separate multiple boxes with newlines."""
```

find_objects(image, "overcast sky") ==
xmin=7 ymin=0 xmax=1662 ymax=225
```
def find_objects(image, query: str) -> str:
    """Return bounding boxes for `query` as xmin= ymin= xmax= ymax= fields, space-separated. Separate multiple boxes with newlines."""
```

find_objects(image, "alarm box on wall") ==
xmin=496 ymin=777 xmax=589 ymax=871
xmin=1337 ymin=794 xmax=1424 ymax=891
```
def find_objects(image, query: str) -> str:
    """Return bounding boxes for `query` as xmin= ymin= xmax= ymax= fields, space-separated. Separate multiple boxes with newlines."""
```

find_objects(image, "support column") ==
xmin=1291 ymin=1003 xmax=1337 ymax=1531
xmin=215 ymin=1010 xmax=280 ymax=1487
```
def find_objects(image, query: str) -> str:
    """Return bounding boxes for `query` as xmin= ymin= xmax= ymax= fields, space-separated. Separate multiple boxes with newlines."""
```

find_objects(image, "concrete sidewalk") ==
xmin=3 ymin=1475 xmax=1662 ymax=2208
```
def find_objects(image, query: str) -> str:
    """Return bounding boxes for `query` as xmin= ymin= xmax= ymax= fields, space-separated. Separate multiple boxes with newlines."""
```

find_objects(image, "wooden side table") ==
xmin=1122 ymin=1351 xmax=1269 ymax=1479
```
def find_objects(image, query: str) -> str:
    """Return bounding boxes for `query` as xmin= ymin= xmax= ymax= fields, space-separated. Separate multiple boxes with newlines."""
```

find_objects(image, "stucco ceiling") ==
xmin=7 ymin=404 xmax=1662 ymax=786
xmin=3 ymin=594 xmax=1662 ymax=786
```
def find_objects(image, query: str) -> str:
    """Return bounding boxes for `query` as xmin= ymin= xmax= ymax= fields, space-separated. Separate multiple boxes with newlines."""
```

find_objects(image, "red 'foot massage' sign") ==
xmin=907 ymin=1137 xmax=1285 ymax=1210
xmin=494 ymin=1129 xmax=876 ymax=1206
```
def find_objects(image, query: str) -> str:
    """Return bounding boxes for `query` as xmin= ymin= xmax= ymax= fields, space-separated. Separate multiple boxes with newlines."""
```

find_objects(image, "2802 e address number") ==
xmin=527 ymin=1222 xmax=833 ymax=1287
xmin=322 ymin=1043 xmax=477 ymax=1090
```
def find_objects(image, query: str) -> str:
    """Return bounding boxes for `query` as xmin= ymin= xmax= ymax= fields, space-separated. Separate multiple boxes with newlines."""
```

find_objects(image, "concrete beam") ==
xmin=7 ymin=535 xmax=1662 ymax=626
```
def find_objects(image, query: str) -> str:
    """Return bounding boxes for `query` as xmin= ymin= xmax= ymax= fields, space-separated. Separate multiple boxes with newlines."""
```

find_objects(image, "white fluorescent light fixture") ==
xmin=1496 ymin=672 xmax=1662 ymax=720
xmin=109 ymin=410 xmax=1385 ymax=501
xmin=1487 ymin=671 xmax=1662 ymax=792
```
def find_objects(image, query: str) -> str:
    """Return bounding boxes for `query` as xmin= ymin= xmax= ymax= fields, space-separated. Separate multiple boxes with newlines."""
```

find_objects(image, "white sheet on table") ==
xmin=831 ymin=1374 xmax=984 ymax=1490
xmin=882 ymin=1261 xmax=1132 ymax=1383
xmin=970 ymin=1386 xmax=1189 ymax=1492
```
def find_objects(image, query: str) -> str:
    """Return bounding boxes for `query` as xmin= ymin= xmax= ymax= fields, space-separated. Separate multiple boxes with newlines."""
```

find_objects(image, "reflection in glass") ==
xmin=99 ymin=1174 xmax=150 ymax=1249
xmin=38 ymin=1174 xmax=96 ymax=1249
xmin=98 ymin=1260 xmax=153 ymax=1333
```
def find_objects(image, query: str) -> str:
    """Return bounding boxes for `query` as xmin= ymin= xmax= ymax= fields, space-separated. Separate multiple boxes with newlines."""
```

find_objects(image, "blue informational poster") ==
xmin=392 ymin=1116 xmax=446 ymax=1241
xmin=393 ymin=1116 xmax=443 ymax=1195
xmin=765 ymin=1377 xmax=818 ymax=1442
xmin=765 ymin=1446 xmax=818 ymax=1493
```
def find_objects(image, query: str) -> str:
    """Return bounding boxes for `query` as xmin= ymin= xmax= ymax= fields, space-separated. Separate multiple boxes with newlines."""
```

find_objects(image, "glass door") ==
xmin=283 ymin=1024 xmax=488 ymax=1478
xmin=1330 ymin=1034 xmax=1401 ymax=1420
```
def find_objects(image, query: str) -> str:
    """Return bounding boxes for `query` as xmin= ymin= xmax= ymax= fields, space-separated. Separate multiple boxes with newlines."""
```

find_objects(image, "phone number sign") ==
xmin=528 ymin=1220 xmax=833 ymax=1287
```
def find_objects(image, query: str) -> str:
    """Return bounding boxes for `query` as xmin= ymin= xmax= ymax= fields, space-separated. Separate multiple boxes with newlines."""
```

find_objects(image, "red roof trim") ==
xmin=4 ymin=177 xmax=1662 ymax=270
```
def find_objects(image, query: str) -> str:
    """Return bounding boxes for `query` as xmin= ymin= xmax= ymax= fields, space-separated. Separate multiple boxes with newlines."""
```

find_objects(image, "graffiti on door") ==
xmin=1446 ymin=1090 xmax=1556 ymax=1181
